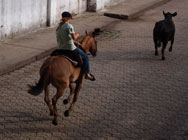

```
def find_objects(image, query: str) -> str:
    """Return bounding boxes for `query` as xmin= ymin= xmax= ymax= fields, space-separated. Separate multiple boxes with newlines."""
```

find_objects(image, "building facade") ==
xmin=0 ymin=0 xmax=115 ymax=40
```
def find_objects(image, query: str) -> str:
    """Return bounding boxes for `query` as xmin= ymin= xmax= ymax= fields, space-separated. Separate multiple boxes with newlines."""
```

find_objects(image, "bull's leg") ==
xmin=64 ymin=78 xmax=84 ymax=117
xmin=52 ymin=84 xmax=68 ymax=125
xmin=154 ymin=40 xmax=158 ymax=56
xmin=63 ymin=83 xmax=75 ymax=105
xmin=162 ymin=41 xmax=168 ymax=60
xmin=44 ymin=85 xmax=53 ymax=116
xmin=169 ymin=38 xmax=174 ymax=52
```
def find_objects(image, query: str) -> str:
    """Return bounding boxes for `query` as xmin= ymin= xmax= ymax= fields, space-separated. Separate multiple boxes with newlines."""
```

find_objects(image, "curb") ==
xmin=104 ymin=13 xmax=128 ymax=20
xmin=0 ymin=47 xmax=57 ymax=76
xmin=104 ymin=0 xmax=172 ymax=20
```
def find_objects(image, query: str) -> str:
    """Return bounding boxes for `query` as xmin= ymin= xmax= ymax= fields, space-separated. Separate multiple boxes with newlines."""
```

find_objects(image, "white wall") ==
xmin=87 ymin=0 xmax=115 ymax=12
xmin=49 ymin=0 xmax=87 ymax=25
xmin=0 ymin=0 xmax=113 ymax=40
xmin=96 ymin=0 xmax=104 ymax=11
xmin=0 ymin=0 xmax=47 ymax=40
xmin=0 ymin=0 xmax=87 ymax=40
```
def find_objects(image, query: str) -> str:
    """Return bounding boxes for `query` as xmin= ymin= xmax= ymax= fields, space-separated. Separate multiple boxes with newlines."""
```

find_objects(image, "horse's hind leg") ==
xmin=44 ymin=85 xmax=53 ymax=116
xmin=63 ymin=83 xmax=75 ymax=105
xmin=52 ymin=84 xmax=68 ymax=125
xmin=64 ymin=80 xmax=83 ymax=117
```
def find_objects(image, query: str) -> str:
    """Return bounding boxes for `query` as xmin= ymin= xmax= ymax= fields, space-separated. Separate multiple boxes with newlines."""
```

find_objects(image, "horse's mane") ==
xmin=81 ymin=35 xmax=91 ymax=46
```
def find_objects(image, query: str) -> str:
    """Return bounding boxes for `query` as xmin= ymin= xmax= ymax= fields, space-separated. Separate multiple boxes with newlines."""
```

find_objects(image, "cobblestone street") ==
xmin=0 ymin=0 xmax=188 ymax=139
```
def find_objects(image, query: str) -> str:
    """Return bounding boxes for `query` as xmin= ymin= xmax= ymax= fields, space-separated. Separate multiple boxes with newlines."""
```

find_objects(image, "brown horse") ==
xmin=28 ymin=31 xmax=97 ymax=125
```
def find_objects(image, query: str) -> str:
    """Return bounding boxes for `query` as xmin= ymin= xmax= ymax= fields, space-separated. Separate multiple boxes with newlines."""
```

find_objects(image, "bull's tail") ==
xmin=28 ymin=66 xmax=49 ymax=96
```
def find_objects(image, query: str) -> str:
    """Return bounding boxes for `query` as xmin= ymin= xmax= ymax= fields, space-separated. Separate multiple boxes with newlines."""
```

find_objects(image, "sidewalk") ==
xmin=0 ymin=0 xmax=171 ymax=76
xmin=103 ymin=0 xmax=171 ymax=19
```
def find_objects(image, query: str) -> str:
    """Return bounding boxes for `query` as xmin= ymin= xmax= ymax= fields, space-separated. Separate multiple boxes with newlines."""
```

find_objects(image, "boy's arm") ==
xmin=73 ymin=40 xmax=82 ymax=47
xmin=71 ymin=33 xmax=80 ymax=40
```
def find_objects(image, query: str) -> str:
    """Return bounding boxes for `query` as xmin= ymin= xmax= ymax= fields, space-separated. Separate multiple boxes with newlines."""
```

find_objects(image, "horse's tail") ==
xmin=28 ymin=62 xmax=50 ymax=96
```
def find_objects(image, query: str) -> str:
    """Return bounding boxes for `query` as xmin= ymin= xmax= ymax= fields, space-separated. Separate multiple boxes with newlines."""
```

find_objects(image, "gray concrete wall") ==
xmin=0 ymin=0 xmax=113 ymax=41
xmin=87 ymin=0 xmax=122 ymax=12
xmin=48 ymin=0 xmax=87 ymax=26
xmin=0 ymin=0 xmax=47 ymax=40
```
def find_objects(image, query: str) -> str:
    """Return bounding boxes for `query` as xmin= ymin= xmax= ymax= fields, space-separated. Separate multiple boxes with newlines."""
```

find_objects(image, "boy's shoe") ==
xmin=85 ymin=73 xmax=95 ymax=81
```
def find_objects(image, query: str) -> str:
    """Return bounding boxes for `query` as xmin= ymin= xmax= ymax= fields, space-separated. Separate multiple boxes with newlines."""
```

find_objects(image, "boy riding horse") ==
xmin=56 ymin=11 xmax=95 ymax=81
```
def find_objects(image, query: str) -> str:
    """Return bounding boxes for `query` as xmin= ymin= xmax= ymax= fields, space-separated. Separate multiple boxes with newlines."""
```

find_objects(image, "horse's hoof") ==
xmin=169 ymin=48 xmax=172 ymax=52
xmin=155 ymin=52 xmax=158 ymax=56
xmin=64 ymin=110 xmax=69 ymax=117
xmin=63 ymin=99 xmax=68 ymax=105
xmin=162 ymin=57 xmax=165 ymax=60
xmin=52 ymin=119 xmax=58 ymax=125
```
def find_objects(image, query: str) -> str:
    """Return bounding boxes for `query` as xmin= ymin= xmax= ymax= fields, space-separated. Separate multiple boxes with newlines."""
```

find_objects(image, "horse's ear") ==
xmin=85 ymin=30 xmax=88 ymax=35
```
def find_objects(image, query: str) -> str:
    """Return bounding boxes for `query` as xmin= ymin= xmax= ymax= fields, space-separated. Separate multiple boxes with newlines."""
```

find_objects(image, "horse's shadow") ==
xmin=0 ymin=109 xmax=53 ymax=134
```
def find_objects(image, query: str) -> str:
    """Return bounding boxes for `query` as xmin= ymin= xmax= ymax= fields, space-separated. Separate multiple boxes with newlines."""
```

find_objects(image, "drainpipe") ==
xmin=47 ymin=0 xmax=56 ymax=27
xmin=47 ymin=0 xmax=52 ymax=26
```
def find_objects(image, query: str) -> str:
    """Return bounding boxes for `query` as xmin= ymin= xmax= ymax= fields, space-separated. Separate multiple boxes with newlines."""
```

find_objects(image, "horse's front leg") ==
xmin=44 ymin=85 xmax=53 ymax=116
xmin=64 ymin=79 xmax=83 ymax=117
xmin=63 ymin=83 xmax=75 ymax=105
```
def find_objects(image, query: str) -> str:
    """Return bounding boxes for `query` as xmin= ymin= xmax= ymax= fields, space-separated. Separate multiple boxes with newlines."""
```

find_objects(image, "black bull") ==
xmin=153 ymin=11 xmax=177 ymax=60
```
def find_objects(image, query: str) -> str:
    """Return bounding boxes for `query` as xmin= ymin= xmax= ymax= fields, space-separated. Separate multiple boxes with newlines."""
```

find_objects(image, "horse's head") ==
xmin=81 ymin=31 xmax=97 ymax=57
